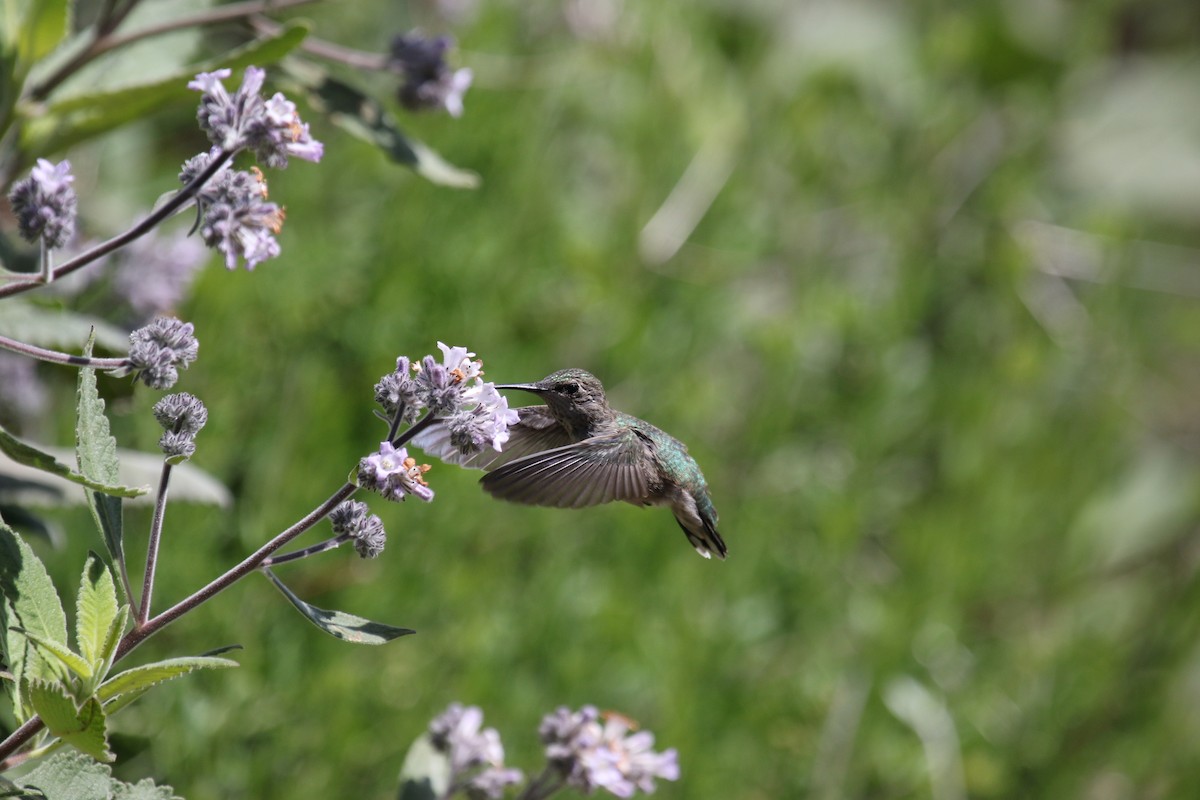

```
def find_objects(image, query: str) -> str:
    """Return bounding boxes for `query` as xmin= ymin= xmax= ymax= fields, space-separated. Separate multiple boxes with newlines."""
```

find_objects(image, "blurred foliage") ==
xmin=7 ymin=0 xmax=1200 ymax=798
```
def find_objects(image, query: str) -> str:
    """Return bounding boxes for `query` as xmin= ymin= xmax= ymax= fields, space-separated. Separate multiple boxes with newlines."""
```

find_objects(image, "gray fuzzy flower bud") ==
xmin=153 ymin=392 xmax=208 ymax=436
xmin=328 ymin=500 xmax=387 ymax=558
xmin=127 ymin=318 xmax=199 ymax=390
xmin=9 ymin=159 xmax=78 ymax=248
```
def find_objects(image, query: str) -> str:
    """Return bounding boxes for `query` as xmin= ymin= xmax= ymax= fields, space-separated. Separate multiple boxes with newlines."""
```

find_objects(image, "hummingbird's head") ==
xmin=498 ymin=368 xmax=610 ymax=420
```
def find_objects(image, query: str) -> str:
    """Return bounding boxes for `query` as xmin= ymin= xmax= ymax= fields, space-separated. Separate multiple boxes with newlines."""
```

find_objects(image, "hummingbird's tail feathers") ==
xmin=676 ymin=516 xmax=728 ymax=560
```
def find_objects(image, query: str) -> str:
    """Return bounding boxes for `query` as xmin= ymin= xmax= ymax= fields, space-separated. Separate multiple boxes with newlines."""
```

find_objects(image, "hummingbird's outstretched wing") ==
xmin=480 ymin=432 xmax=652 ymax=508
xmin=409 ymin=406 xmax=574 ymax=469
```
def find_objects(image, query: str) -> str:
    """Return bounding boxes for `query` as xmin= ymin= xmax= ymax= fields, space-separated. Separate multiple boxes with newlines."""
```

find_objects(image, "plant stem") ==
xmin=39 ymin=244 xmax=52 ymax=284
xmin=393 ymin=410 xmax=438 ymax=447
xmin=116 ymin=481 xmax=358 ymax=658
xmin=137 ymin=460 xmax=174 ymax=625
xmin=0 ymin=148 xmax=234 ymax=301
xmin=260 ymin=533 xmax=351 ymax=566
xmin=0 ymin=333 xmax=129 ymax=370
xmin=0 ymin=481 xmax=357 ymax=765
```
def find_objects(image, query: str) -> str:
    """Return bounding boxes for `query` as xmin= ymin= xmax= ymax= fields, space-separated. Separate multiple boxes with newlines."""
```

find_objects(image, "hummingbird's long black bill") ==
xmin=494 ymin=382 xmax=545 ymax=393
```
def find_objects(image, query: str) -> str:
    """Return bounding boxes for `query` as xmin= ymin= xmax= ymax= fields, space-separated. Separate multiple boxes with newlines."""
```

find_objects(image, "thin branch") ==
xmin=260 ymin=533 xmax=351 ymax=567
xmin=30 ymin=0 xmax=321 ymax=101
xmin=117 ymin=481 xmax=359 ymax=659
xmin=0 ymin=148 xmax=234 ymax=301
xmin=0 ymin=333 xmax=128 ymax=370
xmin=138 ymin=460 xmax=174 ymax=625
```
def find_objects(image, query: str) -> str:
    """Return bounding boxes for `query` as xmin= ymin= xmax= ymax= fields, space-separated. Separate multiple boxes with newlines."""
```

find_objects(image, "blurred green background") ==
xmin=11 ymin=0 xmax=1200 ymax=797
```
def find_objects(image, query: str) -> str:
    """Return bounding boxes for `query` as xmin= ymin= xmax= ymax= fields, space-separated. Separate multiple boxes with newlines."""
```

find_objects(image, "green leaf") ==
xmin=27 ymin=679 xmax=113 ymax=762
xmin=15 ymin=751 xmax=183 ymax=800
xmin=98 ymin=655 xmax=238 ymax=707
xmin=17 ymin=628 xmax=90 ymax=680
xmin=0 ymin=523 xmax=67 ymax=721
xmin=0 ymin=426 xmax=148 ymax=499
xmin=0 ymin=302 xmax=132 ymax=353
xmin=292 ymin=67 xmax=481 ymax=189
xmin=15 ymin=0 xmax=70 ymax=65
xmin=396 ymin=733 xmax=452 ymax=800
xmin=75 ymin=553 xmax=117 ymax=667
xmin=13 ymin=750 xmax=113 ymax=800
xmin=75 ymin=335 xmax=124 ymax=581
xmin=20 ymin=21 xmax=311 ymax=156
xmin=112 ymin=778 xmax=183 ymax=800
xmin=95 ymin=605 xmax=128 ymax=686
xmin=263 ymin=568 xmax=416 ymax=644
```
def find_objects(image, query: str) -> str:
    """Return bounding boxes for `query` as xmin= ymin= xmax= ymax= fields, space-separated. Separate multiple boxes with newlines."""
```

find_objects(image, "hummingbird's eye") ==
xmin=562 ymin=382 xmax=579 ymax=395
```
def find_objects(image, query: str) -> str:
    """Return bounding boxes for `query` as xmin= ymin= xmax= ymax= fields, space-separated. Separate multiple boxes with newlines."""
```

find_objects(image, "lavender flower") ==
xmin=9 ymin=159 xmax=78 ymax=248
xmin=446 ymin=382 xmax=518 ymax=455
xmin=0 ymin=352 xmax=46 ymax=426
xmin=540 ymin=706 xmax=679 ymax=797
xmin=375 ymin=355 xmax=423 ymax=424
xmin=389 ymin=33 xmax=474 ymax=117
xmin=357 ymin=442 xmax=434 ymax=502
xmin=181 ymin=152 xmax=284 ymax=270
xmin=125 ymin=318 xmax=199 ymax=390
xmin=413 ymin=342 xmax=487 ymax=414
xmin=189 ymin=67 xmax=323 ymax=167
xmin=329 ymin=499 xmax=388 ymax=558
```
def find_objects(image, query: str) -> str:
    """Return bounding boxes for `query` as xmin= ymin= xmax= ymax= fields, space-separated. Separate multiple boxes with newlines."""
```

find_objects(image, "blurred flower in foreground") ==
xmin=389 ymin=32 xmax=473 ymax=117
xmin=0 ymin=352 xmax=46 ymax=428
xmin=112 ymin=228 xmax=209 ymax=317
xmin=8 ymin=158 xmax=77 ymax=249
xmin=540 ymin=706 xmax=679 ymax=797
xmin=428 ymin=703 xmax=523 ymax=799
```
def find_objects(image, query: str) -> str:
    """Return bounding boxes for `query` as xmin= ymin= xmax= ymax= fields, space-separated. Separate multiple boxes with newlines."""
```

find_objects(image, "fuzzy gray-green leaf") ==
xmin=99 ymin=656 xmax=238 ymax=706
xmin=0 ymin=523 xmax=68 ymax=720
xmin=75 ymin=335 xmax=125 ymax=576
xmin=0 ymin=425 xmax=148 ymax=498
xmin=28 ymin=678 xmax=113 ymax=762
xmin=76 ymin=552 xmax=118 ymax=666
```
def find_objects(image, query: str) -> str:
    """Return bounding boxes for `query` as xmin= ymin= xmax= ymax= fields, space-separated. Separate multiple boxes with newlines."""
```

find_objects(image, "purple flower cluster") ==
xmin=180 ymin=150 xmax=284 ymax=271
xmin=189 ymin=67 xmax=323 ymax=167
xmin=357 ymin=441 xmax=435 ymax=503
xmin=540 ymin=706 xmax=680 ymax=797
xmin=8 ymin=158 xmax=78 ymax=249
xmin=428 ymin=703 xmax=524 ymax=800
xmin=376 ymin=343 xmax=518 ymax=456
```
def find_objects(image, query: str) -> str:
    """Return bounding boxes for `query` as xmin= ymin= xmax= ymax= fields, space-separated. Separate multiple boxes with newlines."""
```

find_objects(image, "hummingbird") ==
xmin=413 ymin=368 xmax=727 ymax=559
